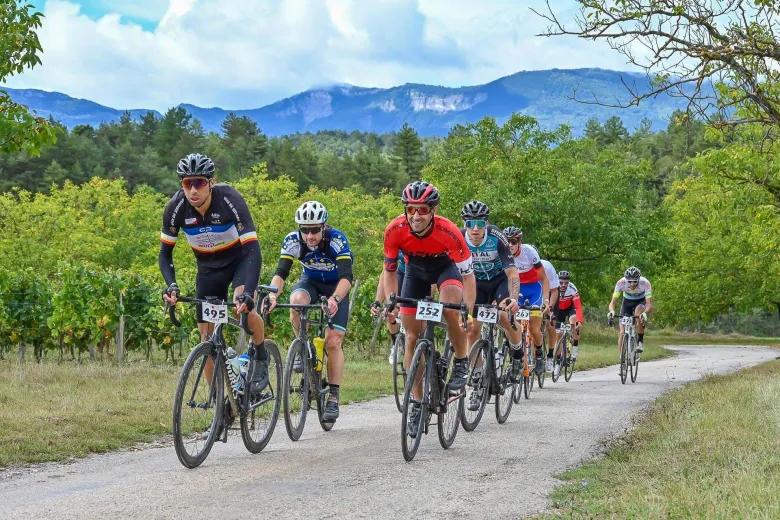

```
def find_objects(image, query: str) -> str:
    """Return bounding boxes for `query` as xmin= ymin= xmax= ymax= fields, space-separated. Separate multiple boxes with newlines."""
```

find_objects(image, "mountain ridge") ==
xmin=3 ymin=68 xmax=689 ymax=136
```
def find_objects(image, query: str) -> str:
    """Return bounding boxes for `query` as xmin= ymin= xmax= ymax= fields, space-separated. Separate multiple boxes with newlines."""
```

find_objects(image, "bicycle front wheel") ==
xmin=461 ymin=339 xmax=489 ymax=432
xmin=495 ymin=335 xmax=514 ymax=424
xmin=401 ymin=342 xmax=428 ymax=462
xmin=438 ymin=344 xmax=462 ymax=449
xmin=173 ymin=341 xmax=223 ymax=469
xmin=564 ymin=336 xmax=575 ymax=382
xmin=537 ymin=342 xmax=548 ymax=389
xmin=552 ymin=337 xmax=564 ymax=383
xmin=316 ymin=349 xmax=334 ymax=432
xmin=392 ymin=333 xmax=406 ymax=413
xmin=283 ymin=339 xmax=309 ymax=441
xmin=241 ymin=340 xmax=282 ymax=454
xmin=620 ymin=335 xmax=629 ymax=384
xmin=630 ymin=337 xmax=639 ymax=383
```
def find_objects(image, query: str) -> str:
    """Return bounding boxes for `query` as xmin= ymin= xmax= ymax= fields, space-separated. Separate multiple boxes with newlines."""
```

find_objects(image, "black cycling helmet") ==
xmin=177 ymin=153 xmax=215 ymax=179
xmin=625 ymin=266 xmax=641 ymax=281
xmin=461 ymin=200 xmax=490 ymax=220
xmin=402 ymin=181 xmax=440 ymax=206
xmin=558 ymin=270 xmax=571 ymax=280
xmin=503 ymin=226 xmax=523 ymax=240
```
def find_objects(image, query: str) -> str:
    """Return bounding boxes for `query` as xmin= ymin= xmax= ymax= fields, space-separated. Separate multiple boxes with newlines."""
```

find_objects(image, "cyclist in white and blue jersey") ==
xmin=460 ymin=201 xmax=523 ymax=410
xmin=266 ymin=201 xmax=354 ymax=422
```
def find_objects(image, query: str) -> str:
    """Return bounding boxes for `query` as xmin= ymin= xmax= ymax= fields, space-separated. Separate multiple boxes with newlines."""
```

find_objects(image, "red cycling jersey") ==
xmin=558 ymin=282 xmax=583 ymax=322
xmin=384 ymin=215 xmax=473 ymax=275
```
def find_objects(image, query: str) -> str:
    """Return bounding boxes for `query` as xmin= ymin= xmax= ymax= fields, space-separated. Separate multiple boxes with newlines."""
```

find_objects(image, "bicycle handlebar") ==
xmin=164 ymin=296 xmax=254 ymax=336
xmin=267 ymin=295 xmax=334 ymax=330
xmin=385 ymin=293 xmax=469 ymax=331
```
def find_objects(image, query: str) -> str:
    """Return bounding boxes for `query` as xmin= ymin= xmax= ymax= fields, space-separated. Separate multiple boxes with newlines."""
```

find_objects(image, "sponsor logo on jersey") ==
xmin=185 ymin=217 xmax=197 ymax=225
xmin=211 ymin=213 xmax=220 ymax=219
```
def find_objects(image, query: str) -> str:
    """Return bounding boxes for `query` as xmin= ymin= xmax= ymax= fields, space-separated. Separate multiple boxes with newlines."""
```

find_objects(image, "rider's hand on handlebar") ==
xmin=369 ymin=300 xmax=381 ymax=317
xmin=162 ymin=283 xmax=180 ymax=305
xmin=326 ymin=296 xmax=339 ymax=318
xmin=607 ymin=311 xmax=614 ymax=321
xmin=504 ymin=298 xmax=519 ymax=315
xmin=541 ymin=299 xmax=551 ymax=313
xmin=640 ymin=311 xmax=648 ymax=323
xmin=575 ymin=321 xmax=582 ymax=331
xmin=234 ymin=292 xmax=254 ymax=314
xmin=264 ymin=293 xmax=278 ymax=313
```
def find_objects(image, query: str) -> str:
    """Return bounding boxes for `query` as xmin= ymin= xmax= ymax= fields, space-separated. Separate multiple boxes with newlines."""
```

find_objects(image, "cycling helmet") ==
xmin=401 ymin=181 xmax=440 ymax=206
xmin=177 ymin=153 xmax=215 ymax=179
xmin=558 ymin=270 xmax=571 ymax=280
xmin=461 ymin=200 xmax=490 ymax=220
xmin=503 ymin=226 xmax=523 ymax=240
xmin=295 ymin=201 xmax=328 ymax=225
xmin=625 ymin=266 xmax=641 ymax=281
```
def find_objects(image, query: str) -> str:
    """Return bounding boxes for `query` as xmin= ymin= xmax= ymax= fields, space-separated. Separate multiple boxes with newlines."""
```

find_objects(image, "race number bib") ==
xmin=557 ymin=323 xmax=571 ymax=333
xmin=516 ymin=309 xmax=531 ymax=321
xmin=416 ymin=301 xmax=443 ymax=322
xmin=621 ymin=316 xmax=633 ymax=325
xmin=202 ymin=302 xmax=229 ymax=324
xmin=477 ymin=306 xmax=498 ymax=324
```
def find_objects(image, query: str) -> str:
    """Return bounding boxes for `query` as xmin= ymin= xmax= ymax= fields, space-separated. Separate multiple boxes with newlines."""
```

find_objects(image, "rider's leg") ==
xmin=569 ymin=314 xmax=579 ymax=358
xmin=402 ymin=313 xmax=423 ymax=399
xmin=288 ymin=288 xmax=310 ymax=335
xmin=635 ymin=303 xmax=646 ymax=352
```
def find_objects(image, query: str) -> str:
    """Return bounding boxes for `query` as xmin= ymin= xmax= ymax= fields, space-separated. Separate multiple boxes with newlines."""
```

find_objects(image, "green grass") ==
xmin=538 ymin=360 xmax=780 ymax=519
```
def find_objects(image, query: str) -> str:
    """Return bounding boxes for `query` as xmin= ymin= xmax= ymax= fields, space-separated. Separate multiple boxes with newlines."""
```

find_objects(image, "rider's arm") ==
xmin=462 ymin=272 xmax=477 ymax=315
xmin=573 ymin=292 xmax=584 ymax=323
xmin=505 ymin=267 xmax=519 ymax=300
xmin=269 ymin=258 xmax=292 ymax=296
xmin=644 ymin=297 xmax=653 ymax=314
xmin=549 ymin=284 xmax=559 ymax=309
xmin=158 ymin=242 xmax=177 ymax=286
xmin=374 ymin=270 xmax=386 ymax=302
xmin=158 ymin=202 xmax=180 ymax=286
xmin=608 ymin=295 xmax=618 ymax=314
xmin=537 ymin=265 xmax=550 ymax=307
xmin=240 ymin=239 xmax=262 ymax=297
xmin=496 ymin=228 xmax=519 ymax=301
xmin=643 ymin=280 xmax=653 ymax=314
xmin=332 ymin=231 xmax=354 ymax=300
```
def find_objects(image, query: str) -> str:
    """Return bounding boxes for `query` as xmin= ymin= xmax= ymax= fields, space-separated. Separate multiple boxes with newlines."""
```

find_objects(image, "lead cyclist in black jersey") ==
xmin=159 ymin=153 xmax=269 ymax=395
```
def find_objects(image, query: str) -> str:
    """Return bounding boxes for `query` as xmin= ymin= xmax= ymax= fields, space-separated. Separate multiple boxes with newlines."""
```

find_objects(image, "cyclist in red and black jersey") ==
xmin=553 ymin=270 xmax=583 ymax=362
xmin=382 ymin=181 xmax=476 ymax=437
xmin=159 ymin=153 xmax=269 ymax=394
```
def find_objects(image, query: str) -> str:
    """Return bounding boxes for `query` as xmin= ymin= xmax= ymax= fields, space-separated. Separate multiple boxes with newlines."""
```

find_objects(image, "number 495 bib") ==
xmin=202 ymin=302 xmax=228 ymax=324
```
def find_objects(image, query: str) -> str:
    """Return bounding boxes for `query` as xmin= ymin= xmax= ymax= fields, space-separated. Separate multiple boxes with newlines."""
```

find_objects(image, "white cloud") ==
xmin=5 ymin=0 xmax=640 ymax=111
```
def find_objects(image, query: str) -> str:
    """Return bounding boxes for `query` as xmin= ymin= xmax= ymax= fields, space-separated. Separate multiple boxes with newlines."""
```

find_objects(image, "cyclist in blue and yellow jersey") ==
xmin=159 ymin=153 xmax=269 ymax=394
xmin=265 ymin=201 xmax=354 ymax=422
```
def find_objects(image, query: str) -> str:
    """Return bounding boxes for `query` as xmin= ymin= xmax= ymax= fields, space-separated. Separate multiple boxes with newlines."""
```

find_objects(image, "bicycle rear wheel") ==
xmin=438 ymin=343 xmax=462 ymax=449
xmin=537 ymin=341 xmax=548 ymax=389
xmin=495 ymin=335 xmax=514 ymax=424
xmin=401 ymin=342 xmax=428 ymax=462
xmin=241 ymin=340 xmax=282 ymax=453
xmin=392 ymin=333 xmax=406 ymax=413
xmin=461 ymin=339 xmax=489 ymax=432
xmin=316 ymin=349 xmax=334 ymax=431
xmin=283 ymin=339 xmax=309 ymax=441
xmin=620 ymin=335 xmax=629 ymax=384
xmin=523 ymin=345 xmax=534 ymax=399
xmin=630 ymin=337 xmax=639 ymax=383
xmin=552 ymin=337 xmax=564 ymax=383
xmin=173 ymin=341 xmax=223 ymax=469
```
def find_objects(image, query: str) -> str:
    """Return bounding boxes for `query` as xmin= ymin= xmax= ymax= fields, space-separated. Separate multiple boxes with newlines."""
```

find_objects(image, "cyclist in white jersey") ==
xmin=608 ymin=266 xmax=653 ymax=362
xmin=541 ymin=259 xmax=559 ymax=373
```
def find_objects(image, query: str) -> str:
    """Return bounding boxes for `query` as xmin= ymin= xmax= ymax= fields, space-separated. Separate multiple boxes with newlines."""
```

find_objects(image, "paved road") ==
xmin=1 ymin=346 xmax=776 ymax=519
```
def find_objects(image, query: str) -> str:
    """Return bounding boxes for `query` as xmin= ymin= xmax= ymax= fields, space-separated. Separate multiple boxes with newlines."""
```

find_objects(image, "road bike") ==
xmin=610 ymin=314 xmax=641 ymax=384
xmin=551 ymin=321 xmax=576 ymax=383
xmin=512 ymin=302 xmax=542 ymax=403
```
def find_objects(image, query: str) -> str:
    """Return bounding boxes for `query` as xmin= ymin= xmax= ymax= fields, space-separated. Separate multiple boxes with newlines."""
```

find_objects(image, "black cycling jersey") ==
xmin=159 ymin=184 xmax=261 ymax=294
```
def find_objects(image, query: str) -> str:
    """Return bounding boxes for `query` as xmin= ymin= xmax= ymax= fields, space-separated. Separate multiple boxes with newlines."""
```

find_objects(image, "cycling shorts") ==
xmin=400 ymin=261 xmax=463 ymax=316
xmin=195 ymin=251 xmax=249 ymax=323
xmin=620 ymin=297 xmax=647 ymax=318
xmin=519 ymin=280 xmax=543 ymax=307
xmin=473 ymin=274 xmax=510 ymax=315
xmin=291 ymin=276 xmax=350 ymax=333
xmin=553 ymin=304 xmax=576 ymax=325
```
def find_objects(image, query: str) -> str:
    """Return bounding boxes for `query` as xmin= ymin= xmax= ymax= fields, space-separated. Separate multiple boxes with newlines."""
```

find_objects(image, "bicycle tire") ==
xmin=630 ymin=337 xmax=639 ymax=383
xmin=392 ymin=332 xmax=406 ymax=413
xmin=241 ymin=340 xmax=282 ymax=453
xmin=461 ymin=339 xmax=490 ymax=432
xmin=173 ymin=341 xmax=223 ymax=469
xmin=283 ymin=339 xmax=309 ymax=441
xmin=316 ymin=348 xmax=334 ymax=432
xmin=537 ymin=341 xmax=548 ymax=389
xmin=495 ymin=334 xmax=514 ymax=424
xmin=401 ymin=342 xmax=428 ymax=462
xmin=523 ymin=344 xmax=534 ymax=399
xmin=620 ymin=334 xmax=629 ymax=384
xmin=552 ymin=336 xmax=564 ymax=383
xmin=438 ymin=343 xmax=462 ymax=449
xmin=564 ymin=336 xmax=575 ymax=382
xmin=513 ymin=332 xmax=530 ymax=404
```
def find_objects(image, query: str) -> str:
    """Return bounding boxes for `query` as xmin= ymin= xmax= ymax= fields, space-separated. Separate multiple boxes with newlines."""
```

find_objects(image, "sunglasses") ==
xmin=299 ymin=226 xmax=323 ymax=236
xmin=465 ymin=219 xmax=487 ymax=229
xmin=627 ymin=279 xmax=639 ymax=285
xmin=507 ymin=238 xmax=520 ymax=245
xmin=405 ymin=205 xmax=433 ymax=216
xmin=182 ymin=178 xmax=209 ymax=190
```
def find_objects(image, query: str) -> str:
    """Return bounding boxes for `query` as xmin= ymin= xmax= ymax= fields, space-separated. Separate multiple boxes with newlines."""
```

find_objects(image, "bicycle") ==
xmin=538 ymin=311 xmax=550 ymax=389
xmin=609 ymin=314 xmax=641 ymax=384
xmin=167 ymin=285 xmax=282 ymax=469
xmin=461 ymin=303 xmax=517 ymax=430
xmin=551 ymin=321 xmax=576 ymax=383
xmin=387 ymin=293 xmax=467 ymax=462
xmin=512 ymin=301 xmax=542 ymax=403
xmin=390 ymin=319 xmax=407 ymax=413
xmin=270 ymin=295 xmax=335 ymax=441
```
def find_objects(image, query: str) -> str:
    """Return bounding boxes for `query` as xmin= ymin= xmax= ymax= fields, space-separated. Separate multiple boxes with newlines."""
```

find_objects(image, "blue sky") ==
xmin=9 ymin=1 xmax=634 ymax=111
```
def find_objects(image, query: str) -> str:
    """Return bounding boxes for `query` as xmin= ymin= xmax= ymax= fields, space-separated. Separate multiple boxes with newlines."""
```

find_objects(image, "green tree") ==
xmin=390 ymin=123 xmax=424 ymax=184
xmin=0 ymin=1 xmax=56 ymax=155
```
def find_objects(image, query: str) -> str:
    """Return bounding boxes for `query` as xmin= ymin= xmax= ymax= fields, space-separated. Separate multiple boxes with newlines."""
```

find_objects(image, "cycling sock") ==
xmin=511 ymin=347 xmax=523 ymax=360
xmin=329 ymin=384 xmax=340 ymax=402
xmin=534 ymin=345 xmax=543 ymax=357
xmin=547 ymin=350 xmax=554 ymax=358
xmin=573 ymin=339 xmax=579 ymax=346
xmin=249 ymin=341 xmax=268 ymax=361
xmin=638 ymin=333 xmax=644 ymax=343
xmin=455 ymin=356 xmax=468 ymax=364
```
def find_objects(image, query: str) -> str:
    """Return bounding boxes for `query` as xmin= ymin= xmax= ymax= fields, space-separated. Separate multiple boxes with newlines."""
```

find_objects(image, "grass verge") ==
xmin=539 ymin=359 xmax=780 ymax=519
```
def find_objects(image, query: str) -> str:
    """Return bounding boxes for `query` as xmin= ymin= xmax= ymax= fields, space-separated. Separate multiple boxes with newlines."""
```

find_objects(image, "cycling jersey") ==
xmin=462 ymin=225 xmax=513 ymax=281
xmin=613 ymin=276 xmax=652 ymax=300
xmin=160 ymin=184 xmax=258 ymax=268
xmin=384 ymin=215 xmax=473 ymax=276
xmin=279 ymin=227 xmax=353 ymax=284
xmin=556 ymin=282 xmax=583 ymax=322
xmin=541 ymin=260 xmax=559 ymax=289
xmin=513 ymin=244 xmax=543 ymax=284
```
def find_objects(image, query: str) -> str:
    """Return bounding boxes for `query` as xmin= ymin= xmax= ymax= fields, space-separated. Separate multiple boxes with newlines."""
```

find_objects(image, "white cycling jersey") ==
xmin=541 ymin=260 xmax=559 ymax=289
xmin=613 ymin=276 xmax=652 ymax=300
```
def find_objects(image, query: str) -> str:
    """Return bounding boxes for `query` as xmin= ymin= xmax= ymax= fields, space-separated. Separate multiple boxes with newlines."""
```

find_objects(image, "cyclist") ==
xmin=552 ymin=270 xmax=583 ymax=375
xmin=370 ymin=250 xmax=406 ymax=364
xmin=383 ymin=181 xmax=476 ymax=438
xmin=608 ymin=266 xmax=652 ymax=359
xmin=265 ymin=201 xmax=354 ymax=423
xmin=503 ymin=227 xmax=550 ymax=376
xmin=459 ymin=201 xmax=520 ymax=411
xmin=541 ymin=259 xmax=559 ymax=373
xmin=159 ymin=153 xmax=268 ymax=394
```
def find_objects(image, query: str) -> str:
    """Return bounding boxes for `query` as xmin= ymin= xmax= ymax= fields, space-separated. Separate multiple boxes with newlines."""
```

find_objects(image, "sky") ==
xmin=4 ymin=0 xmax=638 ymax=111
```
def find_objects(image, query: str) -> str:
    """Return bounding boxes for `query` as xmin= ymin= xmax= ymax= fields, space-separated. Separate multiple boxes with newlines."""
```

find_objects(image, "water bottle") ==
xmin=495 ymin=349 xmax=504 ymax=377
xmin=225 ymin=348 xmax=243 ymax=394
xmin=237 ymin=353 xmax=250 ymax=392
xmin=313 ymin=337 xmax=325 ymax=372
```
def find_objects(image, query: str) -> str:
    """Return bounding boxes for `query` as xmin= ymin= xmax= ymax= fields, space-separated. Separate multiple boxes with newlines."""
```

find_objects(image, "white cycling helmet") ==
xmin=295 ymin=201 xmax=328 ymax=225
